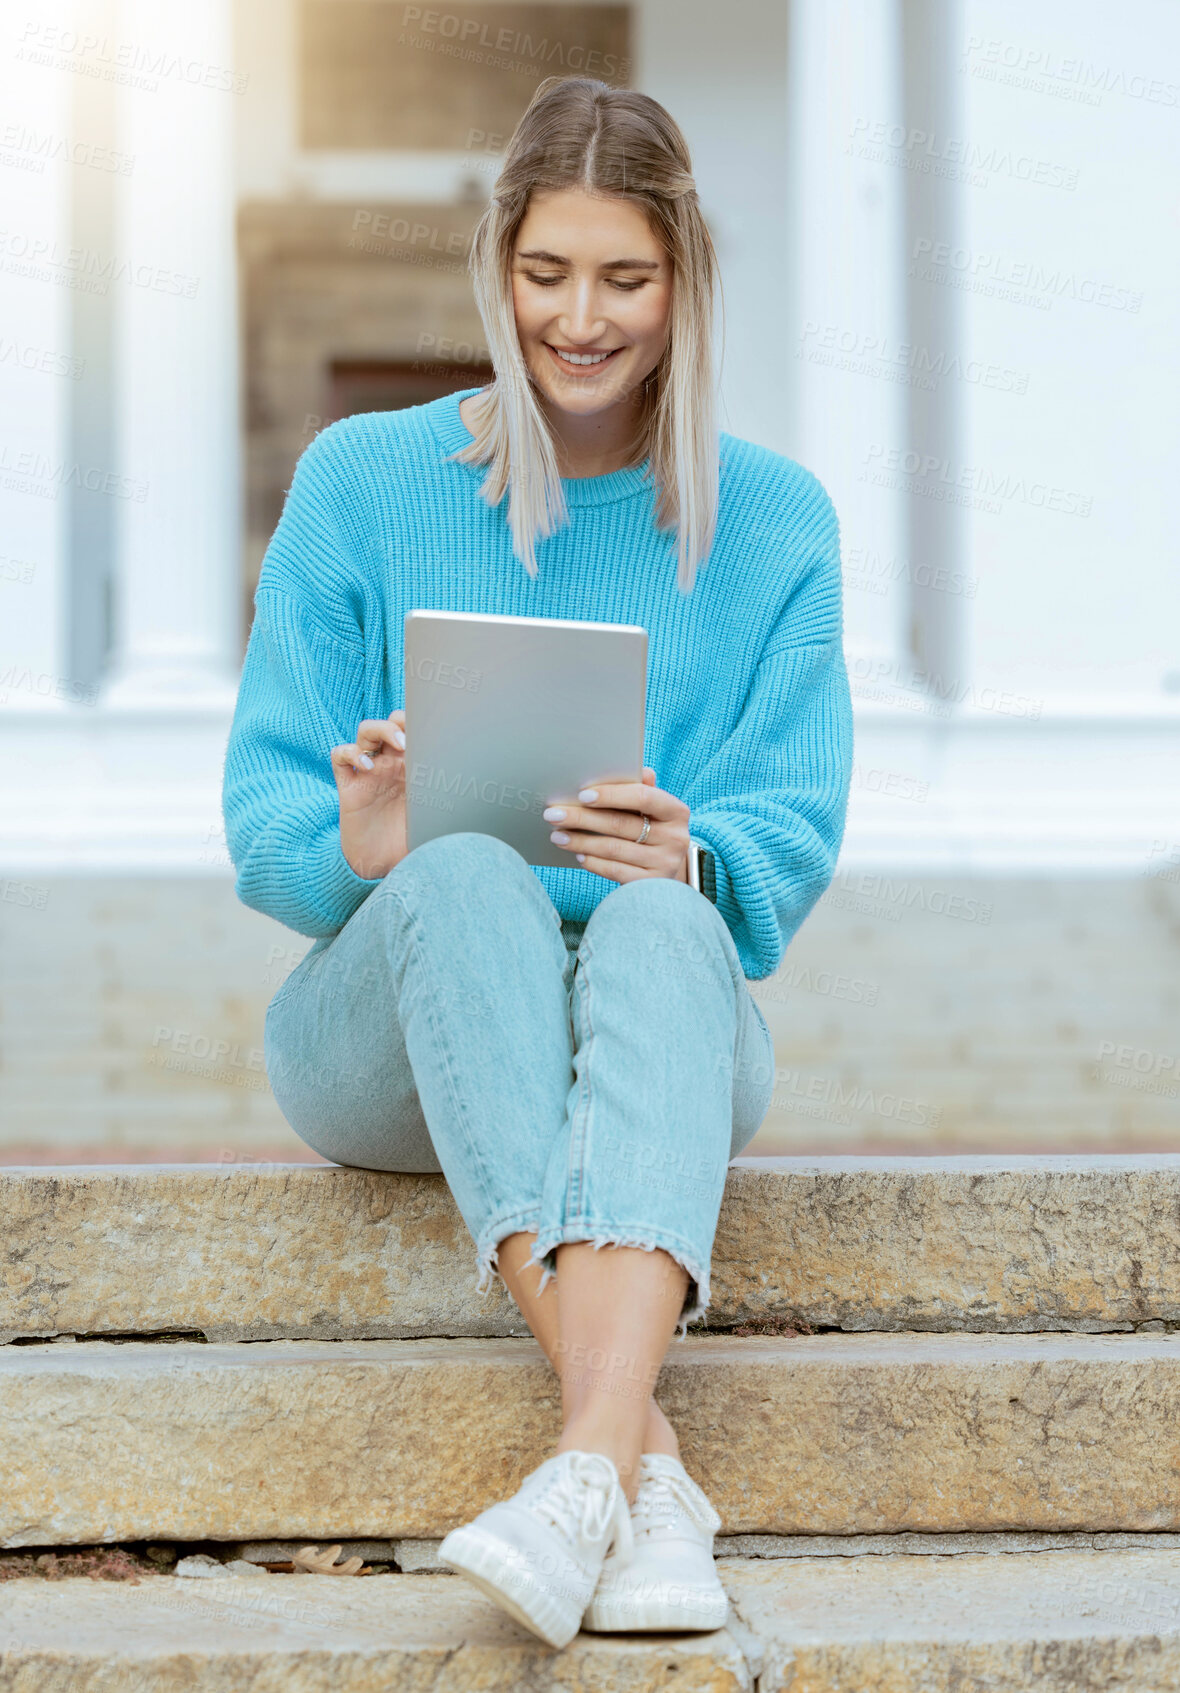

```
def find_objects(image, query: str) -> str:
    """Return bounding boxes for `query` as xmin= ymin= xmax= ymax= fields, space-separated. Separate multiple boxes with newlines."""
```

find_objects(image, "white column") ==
xmin=783 ymin=0 xmax=910 ymax=678
xmin=900 ymin=0 xmax=967 ymax=691
xmin=101 ymin=0 xmax=241 ymax=709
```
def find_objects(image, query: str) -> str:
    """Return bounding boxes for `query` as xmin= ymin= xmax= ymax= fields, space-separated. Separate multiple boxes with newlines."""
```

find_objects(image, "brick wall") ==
xmin=3 ymin=871 xmax=1178 ymax=1161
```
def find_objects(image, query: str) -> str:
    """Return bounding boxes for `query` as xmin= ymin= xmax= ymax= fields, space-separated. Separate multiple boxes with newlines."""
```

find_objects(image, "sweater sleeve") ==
xmin=221 ymin=586 xmax=386 ymax=938
xmin=681 ymin=488 xmax=853 ymax=981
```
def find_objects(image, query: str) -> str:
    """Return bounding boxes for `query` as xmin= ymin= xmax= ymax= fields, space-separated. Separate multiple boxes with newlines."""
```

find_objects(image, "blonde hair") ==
xmin=451 ymin=75 xmax=723 ymax=595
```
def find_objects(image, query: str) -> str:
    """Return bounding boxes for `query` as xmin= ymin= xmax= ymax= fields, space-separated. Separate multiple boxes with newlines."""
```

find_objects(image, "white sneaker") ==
xmin=582 ymin=1452 xmax=728 ymax=1633
xmin=438 ymin=1450 xmax=634 ymax=1649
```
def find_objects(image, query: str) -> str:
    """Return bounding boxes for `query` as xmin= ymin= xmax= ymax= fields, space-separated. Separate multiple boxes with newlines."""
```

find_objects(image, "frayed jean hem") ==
xmin=526 ymin=1226 xmax=711 ymax=1339
xmin=474 ymin=1209 xmax=544 ymax=1298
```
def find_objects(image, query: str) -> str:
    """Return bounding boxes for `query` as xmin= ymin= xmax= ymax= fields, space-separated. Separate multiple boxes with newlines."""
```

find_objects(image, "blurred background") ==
xmin=1 ymin=0 xmax=1178 ymax=1164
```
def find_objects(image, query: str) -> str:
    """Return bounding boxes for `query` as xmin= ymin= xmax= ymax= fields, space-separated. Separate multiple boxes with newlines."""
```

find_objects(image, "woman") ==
xmin=222 ymin=75 xmax=852 ymax=1650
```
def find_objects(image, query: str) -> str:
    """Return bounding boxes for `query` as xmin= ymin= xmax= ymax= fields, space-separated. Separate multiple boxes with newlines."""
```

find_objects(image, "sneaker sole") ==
xmin=582 ymin=1590 xmax=729 ymax=1634
xmin=438 ymin=1524 xmax=583 ymax=1650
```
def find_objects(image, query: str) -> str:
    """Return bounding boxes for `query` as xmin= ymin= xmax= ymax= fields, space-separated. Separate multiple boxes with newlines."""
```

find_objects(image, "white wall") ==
xmin=0 ymin=13 xmax=73 ymax=709
xmin=960 ymin=0 xmax=1180 ymax=708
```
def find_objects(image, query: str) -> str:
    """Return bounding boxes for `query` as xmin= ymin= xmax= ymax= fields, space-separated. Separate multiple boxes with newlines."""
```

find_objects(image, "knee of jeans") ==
xmin=587 ymin=873 xmax=725 ymax=957
xmin=377 ymin=831 xmax=532 ymax=905
xmin=592 ymin=871 xmax=701 ymax=915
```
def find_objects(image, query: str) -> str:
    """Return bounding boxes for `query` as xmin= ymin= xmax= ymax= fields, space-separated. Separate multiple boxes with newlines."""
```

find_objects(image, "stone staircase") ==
xmin=3 ymin=1155 xmax=1180 ymax=1688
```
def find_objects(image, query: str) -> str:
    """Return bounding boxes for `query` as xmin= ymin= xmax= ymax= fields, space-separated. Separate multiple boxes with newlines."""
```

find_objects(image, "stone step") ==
xmin=3 ymin=1331 xmax=1177 ymax=1547
xmin=724 ymin=1549 xmax=1180 ymax=1690
xmin=0 ymin=1569 xmax=752 ymax=1689
xmin=5 ymin=1155 xmax=1180 ymax=1342
xmin=5 ymin=1550 xmax=1180 ymax=1691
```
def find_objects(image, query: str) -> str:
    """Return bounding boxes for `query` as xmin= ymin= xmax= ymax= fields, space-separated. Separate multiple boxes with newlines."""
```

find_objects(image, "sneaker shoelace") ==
xmin=531 ymin=1453 xmax=635 ymax=1564
xmin=631 ymin=1458 xmax=719 ymax=1541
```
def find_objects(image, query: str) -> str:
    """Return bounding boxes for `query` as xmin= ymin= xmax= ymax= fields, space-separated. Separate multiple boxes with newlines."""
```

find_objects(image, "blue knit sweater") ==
xmin=221 ymin=386 xmax=853 ymax=980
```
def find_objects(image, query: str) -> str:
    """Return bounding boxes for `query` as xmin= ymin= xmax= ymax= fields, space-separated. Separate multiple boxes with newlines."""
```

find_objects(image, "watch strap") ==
xmin=689 ymin=837 xmax=718 ymax=904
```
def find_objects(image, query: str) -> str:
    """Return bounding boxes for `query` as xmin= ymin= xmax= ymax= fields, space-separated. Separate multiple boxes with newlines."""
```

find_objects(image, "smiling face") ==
xmin=510 ymin=186 xmax=673 ymax=427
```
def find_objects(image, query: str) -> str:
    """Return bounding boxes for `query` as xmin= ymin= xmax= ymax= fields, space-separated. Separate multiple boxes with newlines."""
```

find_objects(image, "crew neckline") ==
xmin=428 ymin=385 xmax=655 ymax=508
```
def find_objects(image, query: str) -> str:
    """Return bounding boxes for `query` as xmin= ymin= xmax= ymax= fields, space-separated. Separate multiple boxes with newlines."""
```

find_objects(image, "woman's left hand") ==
xmin=543 ymin=768 xmax=691 ymax=885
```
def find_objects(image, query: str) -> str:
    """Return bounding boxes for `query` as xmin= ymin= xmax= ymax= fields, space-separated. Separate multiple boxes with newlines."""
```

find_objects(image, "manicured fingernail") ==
xmin=576 ymin=853 xmax=585 ymax=863
xmin=578 ymin=788 xmax=598 ymax=802
xmin=550 ymin=830 xmax=570 ymax=845
xmin=542 ymin=806 xmax=565 ymax=821
xmin=358 ymin=754 xmax=374 ymax=770
xmin=392 ymin=729 xmax=405 ymax=749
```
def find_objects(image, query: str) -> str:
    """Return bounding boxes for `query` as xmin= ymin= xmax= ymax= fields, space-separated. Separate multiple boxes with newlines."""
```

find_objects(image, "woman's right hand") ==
xmin=330 ymin=709 xmax=408 ymax=881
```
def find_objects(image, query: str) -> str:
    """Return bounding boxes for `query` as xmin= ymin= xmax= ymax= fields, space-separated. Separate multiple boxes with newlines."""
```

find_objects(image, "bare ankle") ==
xmin=643 ymin=1399 xmax=680 ymax=1461
xmin=555 ymin=1417 xmax=643 ymax=1498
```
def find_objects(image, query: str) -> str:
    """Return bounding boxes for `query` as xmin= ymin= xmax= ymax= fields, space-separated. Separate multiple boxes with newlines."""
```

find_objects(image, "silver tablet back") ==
xmin=404 ymin=610 xmax=647 ymax=869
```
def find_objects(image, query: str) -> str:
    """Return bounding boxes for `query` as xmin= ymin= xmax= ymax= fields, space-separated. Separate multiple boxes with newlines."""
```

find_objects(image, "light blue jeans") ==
xmin=263 ymin=832 xmax=776 ymax=1328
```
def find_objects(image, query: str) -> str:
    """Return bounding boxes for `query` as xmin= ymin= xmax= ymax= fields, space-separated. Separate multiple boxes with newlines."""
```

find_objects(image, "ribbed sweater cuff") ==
xmin=695 ymin=838 xmax=763 ymax=979
xmin=309 ymin=825 xmax=386 ymax=929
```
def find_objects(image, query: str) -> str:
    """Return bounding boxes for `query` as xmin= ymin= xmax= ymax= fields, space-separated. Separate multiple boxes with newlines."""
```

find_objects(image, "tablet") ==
xmin=403 ymin=610 xmax=647 ymax=868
